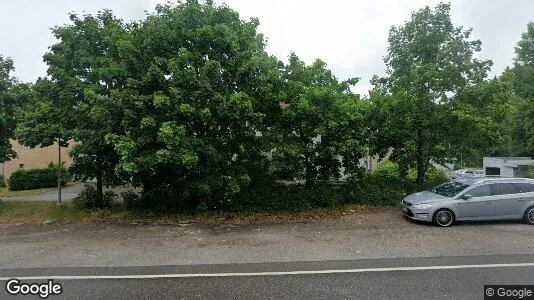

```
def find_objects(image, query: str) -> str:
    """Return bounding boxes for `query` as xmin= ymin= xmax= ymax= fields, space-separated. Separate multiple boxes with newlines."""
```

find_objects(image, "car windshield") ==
xmin=431 ymin=182 xmax=470 ymax=197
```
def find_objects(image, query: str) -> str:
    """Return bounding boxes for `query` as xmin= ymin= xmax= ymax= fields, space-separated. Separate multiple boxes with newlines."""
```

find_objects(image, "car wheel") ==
xmin=433 ymin=209 xmax=455 ymax=227
xmin=524 ymin=207 xmax=534 ymax=225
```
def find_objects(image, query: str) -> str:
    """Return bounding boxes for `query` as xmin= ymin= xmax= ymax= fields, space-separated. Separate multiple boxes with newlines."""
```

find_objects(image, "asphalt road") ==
xmin=2 ymin=210 xmax=534 ymax=299
xmin=1 ymin=255 xmax=533 ymax=299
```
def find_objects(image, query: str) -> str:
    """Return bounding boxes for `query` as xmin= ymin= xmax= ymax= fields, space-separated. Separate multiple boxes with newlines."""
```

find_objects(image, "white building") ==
xmin=483 ymin=157 xmax=534 ymax=178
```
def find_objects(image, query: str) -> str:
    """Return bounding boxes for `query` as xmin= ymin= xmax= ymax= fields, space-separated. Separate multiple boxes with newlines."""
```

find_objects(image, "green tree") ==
xmin=16 ymin=11 xmax=130 ymax=206
xmin=506 ymin=22 xmax=534 ymax=156
xmin=268 ymin=53 xmax=366 ymax=184
xmin=448 ymin=78 xmax=517 ymax=161
xmin=106 ymin=1 xmax=281 ymax=210
xmin=0 ymin=55 xmax=32 ymax=163
xmin=0 ymin=55 xmax=18 ymax=163
xmin=370 ymin=2 xmax=491 ymax=184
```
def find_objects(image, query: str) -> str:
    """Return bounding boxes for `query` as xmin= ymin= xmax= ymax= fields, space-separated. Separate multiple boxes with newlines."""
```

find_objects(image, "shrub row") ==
xmin=100 ymin=162 xmax=450 ymax=213
xmin=233 ymin=179 xmax=345 ymax=213
xmin=345 ymin=162 xmax=449 ymax=207
xmin=8 ymin=163 xmax=70 ymax=191
xmin=173 ymin=163 xmax=448 ymax=212
xmin=72 ymin=186 xmax=117 ymax=209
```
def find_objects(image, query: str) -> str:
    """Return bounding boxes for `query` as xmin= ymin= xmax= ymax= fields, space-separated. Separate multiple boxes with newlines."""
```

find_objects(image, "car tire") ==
xmin=524 ymin=207 xmax=534 ymax=225
xmin=433 ymin=209 xmax=455 ymax=227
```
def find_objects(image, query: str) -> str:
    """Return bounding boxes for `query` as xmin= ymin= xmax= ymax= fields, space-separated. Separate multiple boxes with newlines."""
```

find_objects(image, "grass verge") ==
xmin=0 ymin=200 xmax=395 ymax=225
xmin=0 ymin=201 xmax=115 ymax=224
xmin=0 ymin=187 xmax=57 ymax=197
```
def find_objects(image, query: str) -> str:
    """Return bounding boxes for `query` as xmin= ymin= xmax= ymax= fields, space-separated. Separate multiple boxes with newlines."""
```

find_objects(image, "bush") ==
xmin=0 ymin=176 xmax=5 ymax=188
xmin=405 ymin=167 xmax=450 ymax=191
xmin=119 ymin=162 xmax=451 ymax=213
xmin=103 ymin=191 xmax=117 ymax=206
xmin=232 ymin=177 xmax=345 ymax=213
xmin=424 ymin=168 xmax=449 ymax=189
xmin=73 ymin=186 xmax=99 ymax=208
xmin=343 ymin=163 xmax=451 ymax=207
xmin=371 ymin=161 xmax=403 ymax=185
xmin=8 ymin=164 xmax=70 ymax=191
xmin=73 ymin=186 xmax=117 ymax=208
xmin=345 ymin=166 xmax=406 ymax=207
xmin=345 ymin=181 xmax=406 ymax=206
xmin=121 ymin=190 xmax=141 ymax=210
xmin=135 ymin=184 xmax=187 ymax=212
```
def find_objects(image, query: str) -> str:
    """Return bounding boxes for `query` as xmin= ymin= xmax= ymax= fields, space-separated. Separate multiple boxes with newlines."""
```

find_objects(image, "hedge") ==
xmin=123 ymin=162 xmax=450 ymax=212
xmin=233 ymin=179 xmax=345 ymax=213
xmin=8 ymin=164 xmax=70 ymax=191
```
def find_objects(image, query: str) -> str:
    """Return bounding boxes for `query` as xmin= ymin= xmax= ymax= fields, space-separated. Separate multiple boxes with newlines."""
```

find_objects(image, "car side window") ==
xmin=513 ymin=183 xmax=534 ymax=193
xmin=490 ymin=183 xmax=521 ymax=196
xmin=465 ymin=185 xmax=490 ymax=198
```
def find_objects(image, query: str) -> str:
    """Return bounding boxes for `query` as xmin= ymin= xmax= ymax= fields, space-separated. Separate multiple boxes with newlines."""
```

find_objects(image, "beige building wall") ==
xmin=370 ymin=149 xmax=394 ymax=171
xmin=1 ymin=140 xmax=75 ymax=180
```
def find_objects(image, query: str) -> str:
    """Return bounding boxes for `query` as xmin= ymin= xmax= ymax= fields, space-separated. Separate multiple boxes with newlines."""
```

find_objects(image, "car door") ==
xmin=455 ymin=184 xmax=495 ymax=220
xmin=491 ymin=183 xmax=525 ymax=219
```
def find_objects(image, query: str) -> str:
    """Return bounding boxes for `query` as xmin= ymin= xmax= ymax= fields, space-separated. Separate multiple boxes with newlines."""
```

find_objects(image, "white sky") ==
xmin=1 ymin=0 xmax=533 ymax=96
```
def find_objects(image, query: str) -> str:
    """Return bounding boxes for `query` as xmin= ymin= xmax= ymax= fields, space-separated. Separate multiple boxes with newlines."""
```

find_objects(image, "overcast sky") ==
xmin=1 ymin=0 xmax=533 ymax=96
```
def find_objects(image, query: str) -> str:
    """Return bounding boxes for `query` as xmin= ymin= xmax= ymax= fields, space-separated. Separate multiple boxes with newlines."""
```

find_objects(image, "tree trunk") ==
xmin=416 ymin=127 xmax=425 ymax=187
xmin=96 ymin=156 xmax=104 ymax=207
xmin=304 ymin=154 xmax=313 ymax=186
xmin=416 ymin=92 xmax=428 ymax=188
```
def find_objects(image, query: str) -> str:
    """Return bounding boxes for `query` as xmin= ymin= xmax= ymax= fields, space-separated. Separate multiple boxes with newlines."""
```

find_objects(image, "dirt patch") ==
xmin=0 ymin=201 xmax=395 ymax=228
xmin=0 ymin=207 xmax=401 ymax=241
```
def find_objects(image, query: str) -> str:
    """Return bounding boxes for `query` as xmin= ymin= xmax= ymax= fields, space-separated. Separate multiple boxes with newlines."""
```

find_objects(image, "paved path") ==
xmin=1 ymin=183 xmax=85 ymax=202
xmin=1 ymin=255 xmax=533 ymax=299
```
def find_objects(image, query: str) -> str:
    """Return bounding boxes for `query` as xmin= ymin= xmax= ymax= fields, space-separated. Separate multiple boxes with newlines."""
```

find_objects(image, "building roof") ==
xmin=504 ymin=160 xmax=534 ymax=167
xmin=455 ymin=177 xmax=534 ymax=186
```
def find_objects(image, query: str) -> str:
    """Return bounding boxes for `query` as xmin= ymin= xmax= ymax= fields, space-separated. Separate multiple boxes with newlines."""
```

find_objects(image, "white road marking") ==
xmin=1 ymin=262 xmax=533 ymax=281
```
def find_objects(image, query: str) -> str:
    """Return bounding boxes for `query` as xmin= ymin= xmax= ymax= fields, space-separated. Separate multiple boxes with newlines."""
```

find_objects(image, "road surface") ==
xmin=1 ymin=183 xmax=84 ymax=202
xmin=1 ymin=211 xmax=534 ymax=298
xmin=0 ymin=255 xmax=533 ymax=299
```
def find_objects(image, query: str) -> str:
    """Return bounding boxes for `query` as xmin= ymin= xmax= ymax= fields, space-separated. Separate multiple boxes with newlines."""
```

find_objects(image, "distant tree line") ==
xmin=0 ymin=1 xmax=533 ymax=210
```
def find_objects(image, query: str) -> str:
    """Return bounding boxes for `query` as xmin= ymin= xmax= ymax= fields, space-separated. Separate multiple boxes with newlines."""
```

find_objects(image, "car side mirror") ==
xmin=461 ymin=194 xmax=473 ymax=200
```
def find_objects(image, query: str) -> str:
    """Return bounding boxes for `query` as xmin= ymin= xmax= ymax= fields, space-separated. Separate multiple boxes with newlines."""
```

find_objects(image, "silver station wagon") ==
xmin=401 ymin=177 xmax=534 ymax=227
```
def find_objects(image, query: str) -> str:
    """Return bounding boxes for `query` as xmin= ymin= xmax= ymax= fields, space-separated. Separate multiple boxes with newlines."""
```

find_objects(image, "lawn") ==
xmin=0 ymin=187 xmax=57 ymax=197
xmin=0 ymin=201 xmax=126 ymax=224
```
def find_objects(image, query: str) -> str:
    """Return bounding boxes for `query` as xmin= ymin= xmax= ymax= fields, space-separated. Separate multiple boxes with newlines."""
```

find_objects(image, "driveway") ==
xmin=1 ymin=183 xmax=85 ymax=202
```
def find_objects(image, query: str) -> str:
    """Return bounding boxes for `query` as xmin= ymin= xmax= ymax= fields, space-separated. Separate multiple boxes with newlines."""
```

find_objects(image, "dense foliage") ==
xmin=73 ymin=186 xmax=116 ymax=208
xmin=367 ymin=3 xmax=492 ymax=185
xmin=506 ymin=22 xmax=534 ymax=157
xmin=268 ymin=54 xmax=366 ymax=184
xmin=104 ymin=2 xmax=283 ymax=210
xmin=0 ymin=55 xmax=32 ymax=163
xmin=5 ymin=1 xmax=534 ymax=211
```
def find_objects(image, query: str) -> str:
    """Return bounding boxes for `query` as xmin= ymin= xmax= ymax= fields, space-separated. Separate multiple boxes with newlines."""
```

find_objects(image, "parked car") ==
xmin=450 ymin=168 xmax=484 ymax=179
xmin=400 ymin=177 xmax=534 ymax=227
